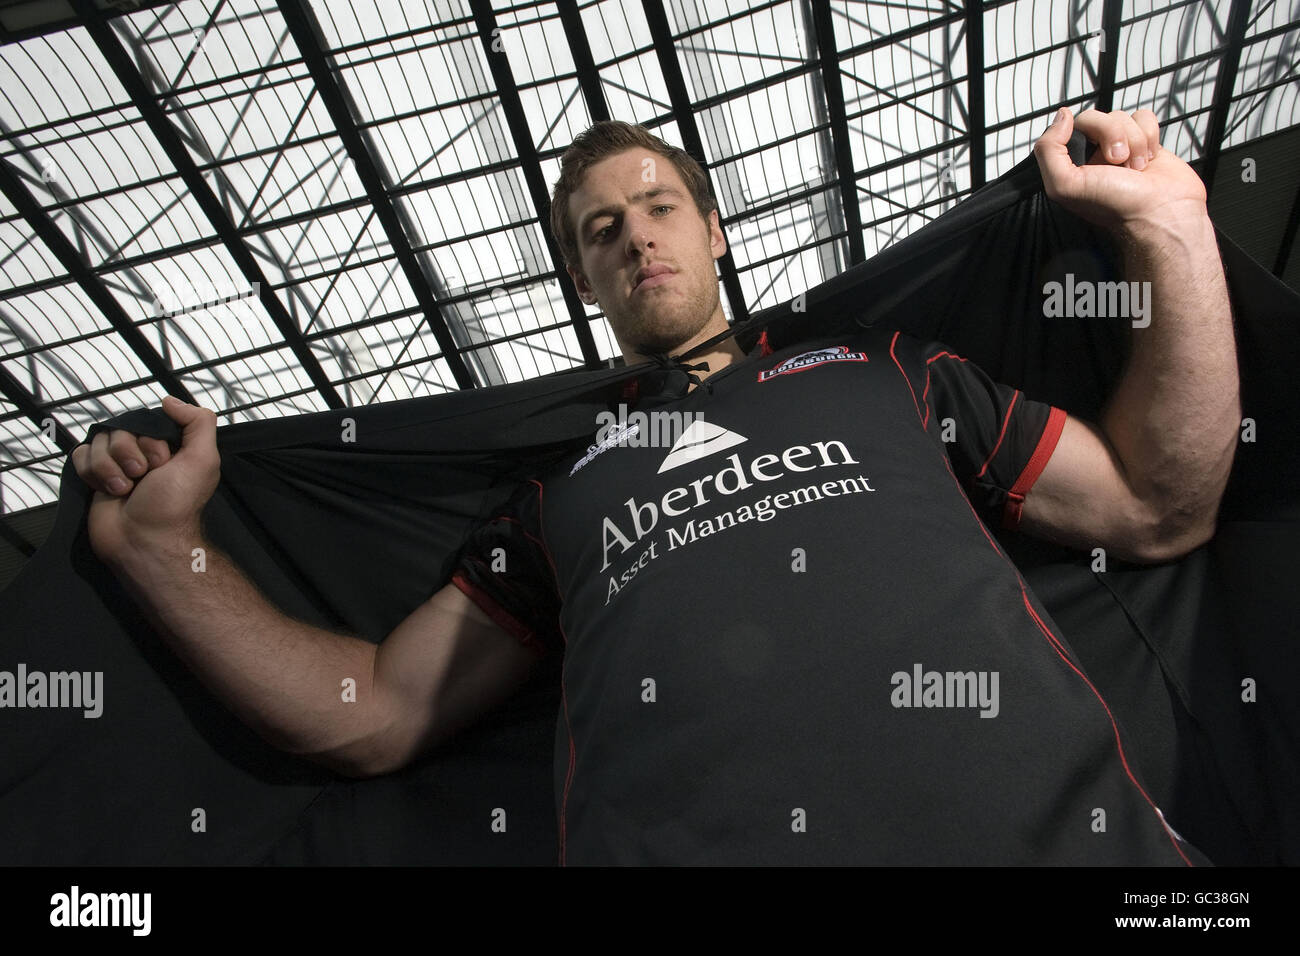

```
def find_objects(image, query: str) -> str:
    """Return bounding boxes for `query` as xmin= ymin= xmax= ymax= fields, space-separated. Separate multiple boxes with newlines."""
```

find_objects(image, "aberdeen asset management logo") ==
xmin=758 ymin=345 xmax=867 ymax=382
xmin=658 ymin=418 xmax=747 ymax=473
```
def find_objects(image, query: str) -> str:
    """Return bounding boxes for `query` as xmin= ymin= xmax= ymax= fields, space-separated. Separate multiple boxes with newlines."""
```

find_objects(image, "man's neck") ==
xmin=624 ymin=317 xmax=748 ymax=391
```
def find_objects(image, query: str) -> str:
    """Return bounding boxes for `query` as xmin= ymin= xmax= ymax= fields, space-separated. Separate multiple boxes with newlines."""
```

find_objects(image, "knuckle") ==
xmin=90 ymin=441 xmax=123 ymax=473
xmin=138 ymin=436 xmax=169 ymax=463
xmin=89 ymin=438 xmax=113 ymax=470
xmin=106 ymin=429 xmax=137 ymax=456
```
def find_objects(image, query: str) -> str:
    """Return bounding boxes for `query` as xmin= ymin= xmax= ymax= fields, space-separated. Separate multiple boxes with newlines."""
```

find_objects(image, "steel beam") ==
xmin=641 ymin=0 xmax=750 ymax=325
xmin=0 ymin=159 xmax=196 ymax=411
xmin=807 ymin=0 xmax=865 ymax=266
xmin=467 ymin=0 xmax=603 ymax=367
xmin=73 ymin=0 xmax=347 ymax=408
xmin=1200 ymin=0 xmax=1252 ymax=199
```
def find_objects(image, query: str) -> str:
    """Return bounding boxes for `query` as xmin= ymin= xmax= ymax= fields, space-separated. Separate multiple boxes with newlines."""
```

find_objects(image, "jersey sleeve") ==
xmin=912 ymin=337 xmax=1068 ymax=531
xmin=448 ymin=479 xmax=564 ymax=657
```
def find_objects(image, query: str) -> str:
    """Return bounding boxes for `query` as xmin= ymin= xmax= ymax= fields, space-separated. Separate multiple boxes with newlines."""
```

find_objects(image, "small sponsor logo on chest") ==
xmin=758 ymin=345 xmax=868 ymax=381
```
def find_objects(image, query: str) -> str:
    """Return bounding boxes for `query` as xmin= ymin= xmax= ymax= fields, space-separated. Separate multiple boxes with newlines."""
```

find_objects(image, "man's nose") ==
xmin=625 ymin=216 xmax=656 ymax=255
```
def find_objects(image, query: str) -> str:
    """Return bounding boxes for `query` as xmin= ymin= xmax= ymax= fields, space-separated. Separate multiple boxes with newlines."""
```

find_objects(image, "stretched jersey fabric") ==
xmin=1 ymin=137 xmax=1294 ymax=865
xmin=450 ymin=326 xmax=1204 ymax=865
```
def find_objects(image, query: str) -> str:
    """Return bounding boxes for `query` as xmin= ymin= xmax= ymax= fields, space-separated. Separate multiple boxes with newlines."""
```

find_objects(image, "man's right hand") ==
xmin=69 ymin=395 xmax=221 ymax=565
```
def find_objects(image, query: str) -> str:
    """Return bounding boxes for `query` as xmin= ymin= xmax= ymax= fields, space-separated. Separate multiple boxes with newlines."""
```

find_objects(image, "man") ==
xmin=71 ymin=109 xmax=1238 ymax=865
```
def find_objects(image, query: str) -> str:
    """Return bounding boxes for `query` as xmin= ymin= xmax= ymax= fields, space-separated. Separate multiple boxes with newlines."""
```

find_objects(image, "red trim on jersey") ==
xmin=934 ymin=452 xmax=1194 ymax=866
xmin=518 ymin=475 xmax=576 ymax=866
xmin=621 ymin=377 xmax=640 ymax=404
xmin=1002 ymin=405 xmax=1068 ymax=531
xmin=449 ymin=569 xmax=547 ymax=656
xmin=920 ymin=350 xmax=971 ymax=429
xmin=889 ymin=331 xmax=924 ymax=422
xmin=528 ymin=478 xmax=563 ymax=596
xmin=1013 ymin=582 xmax=1192 ymax=865
xmin=921 ymin=370 xmax=931 ymax=428
xmin=494 ymin=512 xmax=553 ymax=563
xmin=892 ymin=337 xmax=1192 ymax=863
xmin=757 ymin=329 xmax=774 ymax=356
xmin=974 ymin=389 xmax=1021 ymax=481
xmin=925 ymin=350 xmax=969 ymax=365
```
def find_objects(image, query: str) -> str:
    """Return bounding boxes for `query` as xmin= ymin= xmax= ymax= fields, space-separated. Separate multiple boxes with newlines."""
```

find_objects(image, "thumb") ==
xmin=1033 ymin=107 xmax=1080 ymax=197
xmin=160 ymin=395 xmax=217 ymax=450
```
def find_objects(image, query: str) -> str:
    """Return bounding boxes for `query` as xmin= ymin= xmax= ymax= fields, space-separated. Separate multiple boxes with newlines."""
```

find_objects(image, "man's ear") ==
xmin=708 ymin=208 xmax=727 ymax=260
xmin=568 ymin=264 xmax=598 ymax=305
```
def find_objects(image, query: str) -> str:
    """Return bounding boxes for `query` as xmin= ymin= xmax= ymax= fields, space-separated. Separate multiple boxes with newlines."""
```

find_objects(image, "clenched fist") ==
xmin=1033 ymin=107 xmax=1209 ymax=236
xmin=70 ymin=395 xmax=221 ymax=565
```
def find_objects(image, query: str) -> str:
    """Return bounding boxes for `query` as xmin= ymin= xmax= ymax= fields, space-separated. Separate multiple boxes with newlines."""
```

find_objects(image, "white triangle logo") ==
xmin=658 ymin=419 xmax=747 ymax=474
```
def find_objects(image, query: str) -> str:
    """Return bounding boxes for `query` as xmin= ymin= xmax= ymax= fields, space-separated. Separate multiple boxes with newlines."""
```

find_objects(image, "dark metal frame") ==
xmin=1200 ymin=0 xmax=1253 ymax=198
xmin=0 ymin=159 xmax=196 ymax=416
xmin=1094 ymin=0 xmax=1123 ymax=112
xmin=807 ymin=0 xmax=865 ymax=266
xmin=641 ymin=0 xmax=751 ymax=325
xmin=964 ymin=0 xmax=986 ymax=192
xmin=277 ymin=0 xmax=484 ymax=389
xmin=72 ymin=0 xmax=347 ymax=408
xmin=2 ymin=0 xmax=1297 ymax=524
xmin=466 ymin=0 xmax=602 ymax=368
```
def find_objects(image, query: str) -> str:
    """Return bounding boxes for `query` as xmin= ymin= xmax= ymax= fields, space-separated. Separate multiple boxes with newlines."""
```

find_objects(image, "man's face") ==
xmin=565 ymin=149 xmax=726 ymax=356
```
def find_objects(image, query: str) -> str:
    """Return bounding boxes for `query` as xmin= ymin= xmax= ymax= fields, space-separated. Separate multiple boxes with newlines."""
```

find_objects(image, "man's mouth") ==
xmin=636 ymin=272 xmax=674 ymax=291
xmin=634 ymin=266 xmax=675 ymax=292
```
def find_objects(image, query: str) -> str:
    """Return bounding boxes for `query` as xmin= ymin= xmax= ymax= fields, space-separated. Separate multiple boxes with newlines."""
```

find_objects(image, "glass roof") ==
xmin=0 ymin=0 xmax=1296 ymax=513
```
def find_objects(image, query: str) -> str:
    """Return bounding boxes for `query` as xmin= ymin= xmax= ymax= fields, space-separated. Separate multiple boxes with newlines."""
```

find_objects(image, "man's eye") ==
xmin=592 ymin=225 xmax=612 ymax=241
xmin=653 ymin=205 xmax=671 ymax=214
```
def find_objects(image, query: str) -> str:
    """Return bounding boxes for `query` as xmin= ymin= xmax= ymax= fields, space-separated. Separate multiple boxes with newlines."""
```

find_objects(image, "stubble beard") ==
xmin=618 ymin=278 xmax=719 ymax=356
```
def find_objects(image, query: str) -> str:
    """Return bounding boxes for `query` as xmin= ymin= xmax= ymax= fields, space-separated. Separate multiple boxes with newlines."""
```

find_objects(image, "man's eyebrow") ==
xmin=578 ymin=186 xmax=686 ymax=239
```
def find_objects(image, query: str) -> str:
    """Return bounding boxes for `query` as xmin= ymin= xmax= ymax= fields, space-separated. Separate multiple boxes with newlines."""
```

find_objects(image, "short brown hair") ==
xmin=549 ymin=120 xmax=718 ymax=271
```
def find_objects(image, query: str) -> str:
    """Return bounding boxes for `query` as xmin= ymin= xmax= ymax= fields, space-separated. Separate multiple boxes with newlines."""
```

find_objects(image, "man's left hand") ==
xmin=1033 ymin=107 xmax=1208 ymax=235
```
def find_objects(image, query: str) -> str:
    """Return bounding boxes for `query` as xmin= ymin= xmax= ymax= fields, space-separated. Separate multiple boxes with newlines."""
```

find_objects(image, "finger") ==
xmin=1070 ymin=109 xmax=1119 ymax=164
xmin=1033 ymin=107 xmax=1086 ymax=201
xmin=1073 ymin=108 xmax=1148 ymax=168
xmin=1115 ymin=112 xmax=1149 ymax=169
xmin=1132 ymin=109 xmax=1161 ymax=160
xmin=136 ymin=434 xmax=172 ymax=469
xmin=107 ymin=428 xmax=149 ymax=480
xmin=87 ymin=432 xmax=133 ymax=496
xmin=70 ymin=443 xmax=95 ymax=488
xmin=160 ymin=395 xmax=218 ymax=454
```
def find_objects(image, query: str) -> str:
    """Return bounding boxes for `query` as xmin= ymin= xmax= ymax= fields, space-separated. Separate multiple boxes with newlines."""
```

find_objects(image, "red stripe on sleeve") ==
xmin=450 ymin=569 xmax=549 ymax=656
xmin=1002 ymin=405 xmax=1068 ymax=531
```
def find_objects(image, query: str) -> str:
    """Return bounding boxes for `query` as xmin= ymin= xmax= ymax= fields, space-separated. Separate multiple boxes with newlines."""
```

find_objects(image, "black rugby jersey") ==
xmin=449 ymin=324 xmax=1206 ymax=866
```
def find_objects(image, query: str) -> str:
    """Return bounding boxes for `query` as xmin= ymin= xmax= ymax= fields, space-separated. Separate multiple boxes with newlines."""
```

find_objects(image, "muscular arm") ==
xmin=110 ymin=533 xmax=537 ymax=776
xmin=73 ymin=398 xmax=539 ymax=777
xmin=1019 ymin=108 xmax=1239 ymax=563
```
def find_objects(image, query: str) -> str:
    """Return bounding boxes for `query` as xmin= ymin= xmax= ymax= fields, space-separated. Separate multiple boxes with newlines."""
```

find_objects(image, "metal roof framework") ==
xmin=0 ymin=0 xmax=1295 ymax=521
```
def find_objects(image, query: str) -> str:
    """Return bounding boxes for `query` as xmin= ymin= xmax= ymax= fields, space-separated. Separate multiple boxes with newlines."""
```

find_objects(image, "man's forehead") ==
xmin=572 ymin=149 xmax=688 ymax=209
